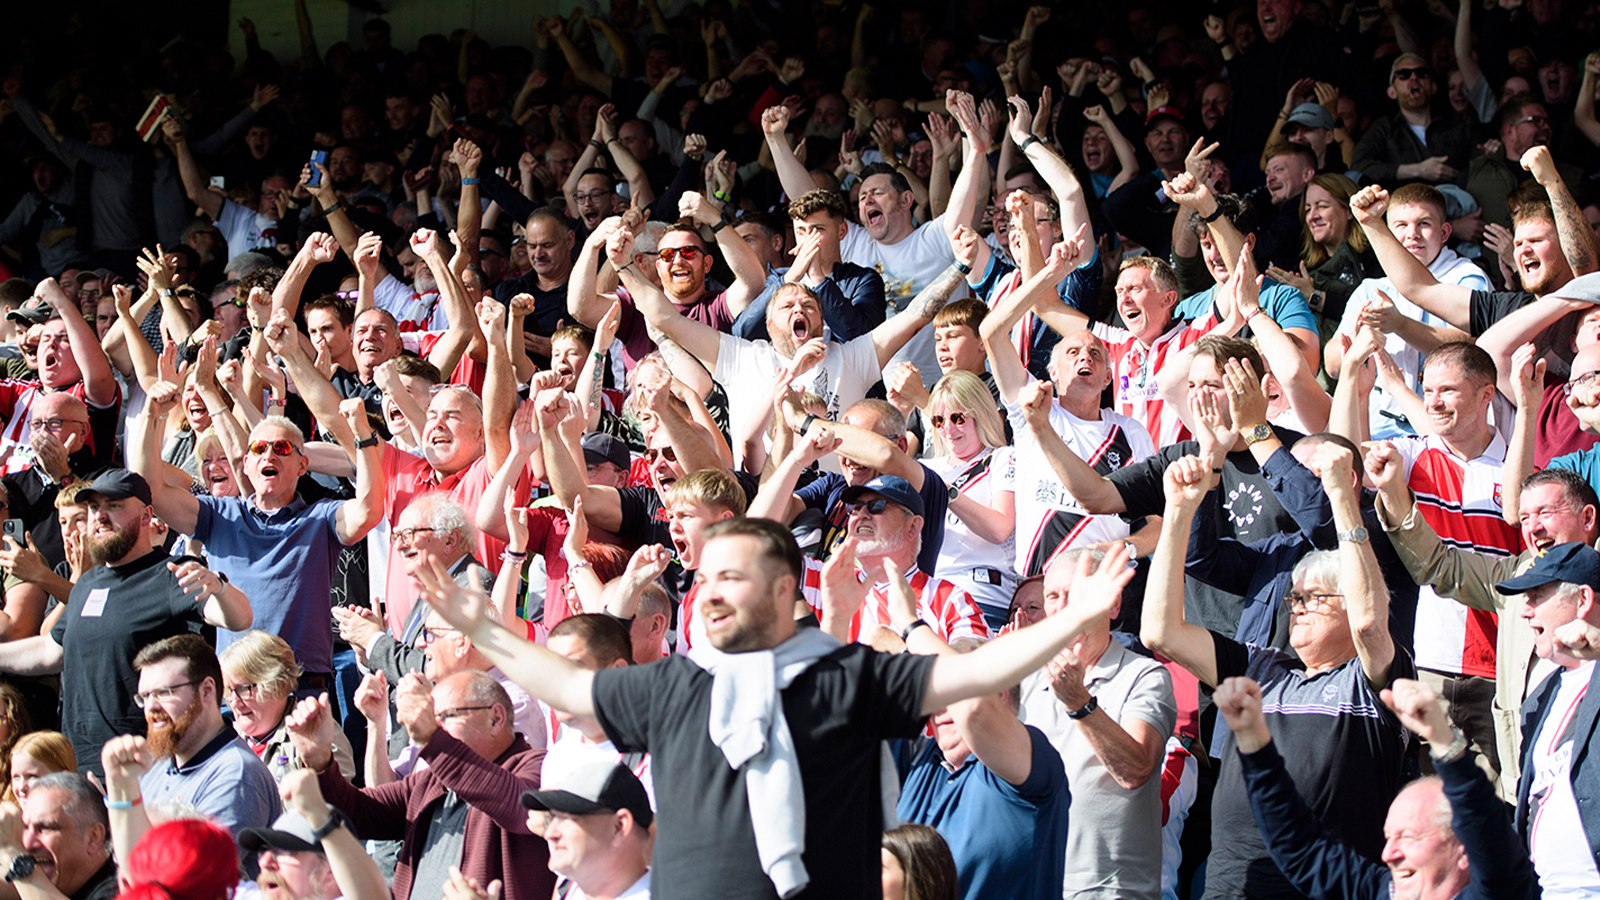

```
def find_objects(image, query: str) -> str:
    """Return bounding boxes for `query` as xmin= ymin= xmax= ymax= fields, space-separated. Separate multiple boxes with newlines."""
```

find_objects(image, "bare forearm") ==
xmin=1075 ymin=713 xmax=1159 ymax=788
xmin=468 ymin=619 xmax=596 ymax=717
xmin=1027 ymin=420 xmax=1125 ymax=513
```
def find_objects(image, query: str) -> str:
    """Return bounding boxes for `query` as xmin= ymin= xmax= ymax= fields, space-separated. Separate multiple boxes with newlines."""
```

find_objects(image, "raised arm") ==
xmin=1014 ymin=379 xmax=1129 ymax=514
xmin=1351 ymin=186 xmax=1472 ymax=329
xmin=1524 ymin=145 xmax=1600 ymax=276
xmin=607 ymin=227 xmax=723 ymax=370
xmin=568 ymin=216 xmax=624 ymax=328
xmin=1006 ymin=96 xmax=1090 ymax=243
xmin=161 ymin=117 xmax=223 ymax=220
xmin=870 ymin=264 xmax=965 ymax=370
xmin=680 ymin=192 xmax=766 ymax=316
xmin=760 ymin=104 xmax=816 ymax=203
xmin=536 ymin=389 xmax=625 ymax=533
xmin=263 ymin=312 xmax=357 ymax=457
xmin=1480 ymin=292 xmax=1590 ymax=398
xmin=597 ymin=104 xmax=655 ymax=210
xmin=1311 ymin=441 xmax=1394 ymax=686
xmin=129 ymin=382 xmax=202 ymax=535
xmin=1139 ymin=456 xmax=1220 ymax=686
xmin=333 ymin=399 xmax=385 ymax=544
xmin=775 ymin=389 xmax=925 ymax=489
xmin=981 ymin=235 xmax=1089 ymax=404
xmin=1502 ymin=343 xmax=1545 ymax=525
xmin=35 ymin=279 xmax=115 ymax=408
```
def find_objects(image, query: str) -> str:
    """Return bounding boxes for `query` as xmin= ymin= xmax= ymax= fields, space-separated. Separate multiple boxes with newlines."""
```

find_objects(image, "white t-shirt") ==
xmin=712 ymin=331 xmax=881 ymax=452
xmin=839 ymin=216 xmax=960 ymax=388
xmin=217 ymin=199 xmax=279 ymax=261
xmin=923 ymin=448 xmax=1018 ymax=612
xmin=1527 ymin=662 xmax=1600 ymax=899
xmin=1335 ymin=247 xmax=1489 ymax=439
xmin=567 ymin=871 xmax=651 ymax=900
xmin=1005 ymin=393 xmax=1156 ymax=577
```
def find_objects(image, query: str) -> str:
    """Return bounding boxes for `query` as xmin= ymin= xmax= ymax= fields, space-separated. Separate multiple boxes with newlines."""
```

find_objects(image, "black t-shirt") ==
xmin=1206 ymin=633 xmax=1414 ymax=900
xmin=491 ymin=275 xmax=569 ymax=337
xmin=1469 ymin=289 xmax=1537 ymax=337
xmin=70 ymin=857 xmax=118 ymax=900
xmin=1108 ymin=433 xmax=1304 ymax=636
xmin=592 ymin=645 xmax=937 ymax=900
xmin=329 ymin=367 xmax=385 ymax=420
xmin=50 ymin=550 xmax=204 ymax=778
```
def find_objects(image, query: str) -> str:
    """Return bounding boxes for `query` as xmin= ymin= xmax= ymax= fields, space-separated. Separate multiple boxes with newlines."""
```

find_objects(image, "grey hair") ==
xmin=224 ymin=251 xmax=275 ymax=279
xmin=251 ymin=415 xmax=306 ymax=452
xmin=32 ymin=773 xmax=109 ymax=841
xmin=410 ymin=492 xmax=476 ymax=547
xmin=633 ymin=220 xmax=672 ymax=255
xmin=1291 ymin=550 xmax=1342 ymax=593
xmin=452 ymin=670 xmax=514 ymax=722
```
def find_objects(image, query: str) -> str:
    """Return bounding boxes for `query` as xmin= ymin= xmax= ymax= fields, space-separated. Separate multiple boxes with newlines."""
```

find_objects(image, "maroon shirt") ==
xmin=1536 ymin=372 xmax=1600 ymax=469
xmin=614 ymin=285 xmax=733 ymax=369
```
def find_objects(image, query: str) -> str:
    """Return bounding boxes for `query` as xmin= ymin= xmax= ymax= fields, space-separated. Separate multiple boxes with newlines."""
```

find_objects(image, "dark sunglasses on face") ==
xmin=1393 ymin=67 xmax=1431 ymax=81
xmin=846 ymin=498 xmax=892 ymax=515
xmin=657 ymin=247 xmax=703 ymax=264
xmin=248 ymin=439 xmax=298 ymax=457
xmin=930 ymin=412 xmax=968 ymax=429
xmin=646 ymin=446 xmax=677 ymax=463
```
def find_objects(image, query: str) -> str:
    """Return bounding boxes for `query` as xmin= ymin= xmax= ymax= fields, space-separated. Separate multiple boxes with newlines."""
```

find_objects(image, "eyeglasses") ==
xmin=1392 ymin=68 xmax=1431 ymax=81
xmin=224 ymin=683 xmax=261 ymax=702
xmin=1564 ymin=371 xmax=1600 ymax=395
xmin=929 ymin=412 xmax=967 ymax=429
xmin=846 ymin=498 xmax=892 ymax=515
xmin=333 ymin=290 xmax=359 ymax=300
xmin=1512 ymin=114 xmax=1550 ymax=128
xmin=573 ymin=190 xmax=613 ymax=203
xmin=29 ymin=418 xmax=85 ymax=433
xmin=429 ymin=383 xmax=477 ymax=396
xmin=657 ymin=247 xmax=703 ymax=264
xmin=420 ymin=624 xmax=459 ymax=643
xmin=1284 ymin=592 xmax=1343 ymax=613
xmin=134 ymin=680 xmax=200 ymax=709
xmin=438 ymin=705 xmax=492 ymax=721
xmin=645 ymin=446 xmax=677 ymax=463
xmin=248 ymin=439 xmax=299 ymax=457
xmin=219 ymin=296 xmax=247 ymax=309
xmin=478 ymin=246 xmax=505 ymax=258
xmin=393 ymin=526 xmax=437 ymax=545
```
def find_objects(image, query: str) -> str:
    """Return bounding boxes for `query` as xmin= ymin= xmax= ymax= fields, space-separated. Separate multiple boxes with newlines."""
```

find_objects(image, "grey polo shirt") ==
xmin=1020 ymin=639 xmax=1177 ymax=900
xmin=138 ymin=727 xmax=281 ymax=836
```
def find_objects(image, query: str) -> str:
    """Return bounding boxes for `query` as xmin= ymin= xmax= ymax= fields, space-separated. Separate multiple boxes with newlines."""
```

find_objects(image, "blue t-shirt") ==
xmin=897 ymin=724 xmax=1071 ymax=900
xmin=139 ymin=728 xmax=281 ymax=836
xmin=1550 ymin=446 xmax=1600 ymax=494
xmin=193 ymin=494 xmax=346 ymax=674
xmin=1174 ymin=277 xmax=1318 ymax=335
xmin=796 ymin=466 xmax=947 ymax=574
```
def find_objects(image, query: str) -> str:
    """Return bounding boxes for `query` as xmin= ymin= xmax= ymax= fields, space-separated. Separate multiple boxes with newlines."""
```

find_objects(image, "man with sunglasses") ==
xmin=1353 ymin=54 xmax=1473 ymax=188
xmin=1466 ymin=93 xmax=1583 ymax=230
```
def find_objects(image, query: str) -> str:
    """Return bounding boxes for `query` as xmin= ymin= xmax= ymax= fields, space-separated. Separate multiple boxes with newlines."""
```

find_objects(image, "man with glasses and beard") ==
xmin=100 ymin=633 xmax=280 ymax=840
xmin=0 ymin=470 xmax=251 ymax=777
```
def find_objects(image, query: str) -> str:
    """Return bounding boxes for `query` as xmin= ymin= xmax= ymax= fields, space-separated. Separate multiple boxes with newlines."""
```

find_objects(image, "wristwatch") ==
xmin=1123 ymin=539 xmax=1138 ymax=561
xmin=4 ymin=855 xmax=35 ymax=883
xmin=1066 ymin=695 xmax=1099 ymax=720
xmin=1431 ymin=727 xmax=1469 ymax=764
xmin=1337 ymin=526 xmax=1369 ymax=544
xmin=1241 ymin=423 xmax=1274 ymax=447
xmin=354 ymin=434 xmax=380 ymax=450
xmin=311 ymin=808 xmax=351 ymax=843
xmin=948 ymin=485 xmax=960 ymax=502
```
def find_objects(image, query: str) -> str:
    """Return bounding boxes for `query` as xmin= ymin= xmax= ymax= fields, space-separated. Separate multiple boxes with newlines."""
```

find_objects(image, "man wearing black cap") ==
xmin=522 ymin=761 xmax=652 ymax=900
xmin=1102 ymin=107 xmax=1191 ymax=258
xmin=1497 ymin=541 xmax=1600 ymax=888
xmin=0 ymin=469 xmax=250 ymax=775
xmin=239 ymin=770 xmax=388 ymax=900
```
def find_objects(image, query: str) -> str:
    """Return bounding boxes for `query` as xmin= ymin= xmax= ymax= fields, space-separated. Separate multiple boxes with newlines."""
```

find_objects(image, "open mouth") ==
xmin=671 ymin=534 xmax=688 ymax=557
xmin=259 ymin=462 xmax=280 ymax=478
xmin=791 ymin=315 xmax=810 ymax=342
xmin=42 ymin=351 xmax=58 ymax=369
xmin=865 ymin=208 xmax=885 ymax=228
xmin=1076 ymin=364 xmax=1094 ymax=378
xmin=1122 ymin=304 xmax=1144 ymax=325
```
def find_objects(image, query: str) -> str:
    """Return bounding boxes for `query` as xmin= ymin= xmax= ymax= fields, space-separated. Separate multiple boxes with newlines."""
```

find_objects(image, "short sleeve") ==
xmin=217 ymin=200 xmax=252 ymax=245
xmin=1549 ymin=448 xmax=1600 ymax=484
xmin=1210 ymin=631 xmax=1253 ymax=681
xmin=797 ymin=471 xmax=844 ymax=511
xmin=1059 ymin=254 xmax=1102 ymax=313
xmin=1011 ymin=725 xmax=1069 ymax=802
xmin=842 ymin=334 xmax=882 ymax=385
xmin=1118 ymin=662 xmax=1178 ymax=739
xmin=862 ymin=647 xmax=938 ymax=739
xmin=191 ymin=495 xmax=220 ymax=543
xmin=1109 ymin=446 xmax=1177 ymax=519
xmin=615 ymin=487 xmax=657 ymax=544
xmin=992 ymin=447 xmax=1015 ymax=495
xmin=1260 ymin=284 xmax=1319 ymax=334
xmin=971 ymin=255 xmax=1012 ymax=302
xmin=1469 ymin=290 xmax=1535 ymax=337
xmin=592 ymin=656 xmax=694 ymax=752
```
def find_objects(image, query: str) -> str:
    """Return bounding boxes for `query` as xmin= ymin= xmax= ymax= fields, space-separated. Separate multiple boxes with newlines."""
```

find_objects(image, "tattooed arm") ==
xmin=1524 ymin=145 xmax=1599 ymax=276
xmin=869 ymin=265 xmax=965 ymax=369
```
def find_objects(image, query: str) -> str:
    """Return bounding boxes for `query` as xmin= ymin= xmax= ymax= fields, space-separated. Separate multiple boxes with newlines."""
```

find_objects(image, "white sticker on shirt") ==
xmin=81 ymin=588 xmax=109 ymax=618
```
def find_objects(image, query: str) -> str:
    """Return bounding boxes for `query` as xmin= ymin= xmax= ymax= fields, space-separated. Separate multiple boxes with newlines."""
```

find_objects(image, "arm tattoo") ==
xmin=1549 ymin=184 xmax=1600 ymax=276
xmin=911 ymin=265 xmax=965 ymax=320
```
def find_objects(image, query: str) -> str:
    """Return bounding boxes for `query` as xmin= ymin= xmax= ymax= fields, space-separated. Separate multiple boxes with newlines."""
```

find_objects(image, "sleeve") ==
xmin=614 ymin=488 xmax=657 ymax=544
xmin=317 ymin=762 xmax=413 ymax=840
xmin=1259 ymin=284 xmax=1319 ymax=335
xmin=971 ymin=254 xmax=1010 ymax=302
xmin=796 ymin=471 xmax=842 ymax=511
xmin=477 ymin=170 xmax=538 ymax=226
xmin=1375 ymin=496 xmax=1516 ymax=614
xmin=816 ymin=265 xmax=885 ymax=341
xmin=368 ymin=633 xmax=426 ymax=685
xmin=1010 ymin=725 xmax=1069 ymax=803
xmin=1108 ymin=446 xmax=1176 ymax=519
xmin=992 ymin=447 xmax=1015 ymax=496
xmin=1260 ymin=446 xmax=1335 ymax=542
xmin=593 ymin=656 xmax=686 ymax=752
xmin=190 ymin=758 xmax=281 ymax=835
xmin=1437 ymin=752 xmax=1540 ymax=900
xmin=1118 ymin=662 xmax=1178 ymax=738
xmin=9 ymin=96 xmax=76 ymax=166
xmin=842 ymin=332 xmax=884 ymax=387
xmin=1059 ymin=254 xmax=1103 ymax=313
xmin=190 ymin=495 xmax=220 ymax=543
xmin=1237 ymin=741 xmax=1392 ymax=900
xmin=417 ymin=730 xmax=542 ymax=833
xmin=1352 ymin=121 xmax=1399 ymax=185
xmin=1209 ymin=631 xmax=1254 ymax=682
xmin=865 ymin=647 xmax=938 ymax=739
xmin=1101 ymin=177 xmax=1174 ymax=260
xmin=189 ymin=105 xmax=257 ymax=157
xmin=1469 ymin=291 xmax=1536 ymax=338
xmin=1184 ymin=496 xmax=1262 ymax=594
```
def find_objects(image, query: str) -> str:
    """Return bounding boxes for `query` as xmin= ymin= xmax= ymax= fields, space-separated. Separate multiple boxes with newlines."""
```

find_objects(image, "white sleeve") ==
xmin=1386 ymin=434 xmax=1425 ymax=482
xmin=1338 ymin=281 xmax=1376 ymax=336
xmin=993 ymin=447 xmax=1015 ymax=496
xmin=373 ymin=274 xmax=411 ymax=316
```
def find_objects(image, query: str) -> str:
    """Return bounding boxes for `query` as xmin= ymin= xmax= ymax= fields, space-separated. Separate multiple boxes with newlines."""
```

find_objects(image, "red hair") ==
xmin=117 ymin=820 xmax=238 ymax=900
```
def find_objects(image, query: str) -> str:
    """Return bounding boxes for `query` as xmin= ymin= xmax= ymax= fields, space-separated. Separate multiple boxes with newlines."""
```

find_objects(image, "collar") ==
xmin=109 ymin=548 xmax=170 ymax=575
xmin=1081 ymin=637 xmax=1127 ymax=689
xmin=247 ymin=493 xmax=309 ymax=520
xmin=165 ymin=725 xmax=235 ymax=775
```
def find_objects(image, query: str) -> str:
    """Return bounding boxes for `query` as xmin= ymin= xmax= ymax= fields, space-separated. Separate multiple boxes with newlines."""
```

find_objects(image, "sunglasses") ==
xmin=333 ymin=289 xmax=359 ymax=300
xmin=645 ymin=446 xmax=677 ymax=463
xmin=657 ymin=247 xmax=703 ymax=264
xmin=845 ymin=498 xmax=891 ymax=515
xmin=248 ymin=439 xmax=299 ymax=457
xmin=1392 ymin=67 xmax=1431 ymax=81
xmin=929 ymin=412 xmax=968 ymax=429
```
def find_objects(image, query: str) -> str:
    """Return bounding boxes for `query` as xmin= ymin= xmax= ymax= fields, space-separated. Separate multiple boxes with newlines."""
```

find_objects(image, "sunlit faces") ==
xmin=736 ymin=222 xmax=786 ymax=271
xmin=22 ymin=786 xmax=108 ymax=896
xmin=199 ymin=444 xmax=238 ymax=498
xmin=34 ymin=320 xmax=80 ymax=390
xmin=644 ymin=430 xmax=685 ymax=494
xmin=1388 ymin=62 xmax=1436 ymax=112
xmin=857 ymin=173 xmax=913 ymax=242
xmin=381 ymin=372 xmax=434 ymax=439
xmin=1081 ymin=125 xmax=1113 ymax=174
xmin=1419 ymin=360 xmax=1493 ymax=440
xmin=1263 ymin=152 xmax=1313 ymax=206
xmin=666 ymin=500 xmax=732 ymax=571
xmin=933 ymin=320 xmax=985 ymax=376
xmin=838 ymin=407 xmax=897 ymax=486
xmin=1521 ymin=580 xmax=1587 ymax=663
xmin=1143 ymin=119 xmax=1188 ymax=169
xmin=692 ymin=533 xmax=795 ymax=653
xmin=847 ymin=494 xmax=919 ymax=558
xmin=1115 ymin=265 xmax=1178 ymax=339
xmin=523 ymin=216 xmax=574 ymax=281
xmin=181 ymin=379 xmax=212 ymax=432
xmin=655 ymin=231 xmax=713 ymax=301
xmin=550 ymin=336 xmax=587 ymax=391
xmin=352 ymin=309 xmax=399 ymax=370
xmin=1303 ymin=183 xmax=1352 ymax=248
xmin=222 ymin=672 xmax=287 ymax=741
xmin=421 ymin=389 xmax=486 ymax=475
xmin=1513 ymin=217 xmax=1572 ymax=295
xmin=765 ymin=285 xmax=824 ymax=358
xmin=1388 ymin=203 xmax=1451 ymax=266
xmin=137 ymin=656 xmax=207 ymax=758
xmin=1006 ymin=197 xmax=1063 ymax=263
xmin=1576 ymin=307 xmax=1600 ymax=353
xmin=84 ymin=495 xmax=149 ymax=564
xmin=10 ymin=753 xmax=53 ymax=804
xmin=1381 ymin=781 xmax=1468 ymax=900
xmin=305 ymin=307 xmax=353 ymax=364
xmin=1185 ymin=355 xmax=1233 ymax=430
xmin=573 ymin=173 xmax=619 ymax=229
xmin=1199 ymin=82 xmax=1231 ymax=130
xmin=256 ymin=846 xmax=333 ymax=900
xmin=1049 ymin=330 xmax=1113 ymax=397
xmin=1517 ymin=482 xmax=1596 ymax=555
xmin=1284 ymin=575 xmax=1353 ymax=655
xmin=929 ymin=400 xmax=982 ymax=460
xmin=245 ymin=421 xmax=308 ymax=501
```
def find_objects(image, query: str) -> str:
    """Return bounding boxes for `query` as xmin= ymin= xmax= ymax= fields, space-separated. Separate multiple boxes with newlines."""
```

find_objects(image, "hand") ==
xmin=394 ymin=671 xmax=438 ymax=746
xmin=333 ymin=605 xmax=385 ymax=648
xmin=1025 ymin=5 xmax=1051 ymax=27
xmin=887 ymin=363 xmax=929 ymax=410
xmin=136 ymin=245 xmax=175 ymax=294
xmin=1414 ymin=155 xmax=1459 ymax=182
xmin=881 ymin=558 xmax=921 ymax=632
xmin=1451 ymin=211 xmax=1485 ymax=244
xmin=564 ymin=495 xmax=591 ymax=564
xmin=145 ymin=380 xmax=181 ymax=421
xmin=778 ymin=56 xmax=805 ymax=85
xmin=278 ymin=769 xmax=331 ymax=831
xmin=784 ymin=337 xmax=828 ymax=383
xmin=604 ymin=227 xmax=636 ymax=269
xmin=1349 ymin=185 xmax=1389 ymax=225
xmin=1018 ymin=379 xmax=1055 ymax=432
xmin=1205 ymin=15 xmax=1227 ymax=42
xmin=1363 ymin=440 xmax=1407 ymax=503
xmin=1147 ymin=84 xmax=1171 ymax=110
xmin=1005 ymin=95 xmax=1036 ymax=147
xmin=28 ymin=431 xmax=69 ymax=481
xmin=444 ymin=868 xmax=503 ymax=900
xmin=678 ymin=191 xmax=722 ymax=226
xmin=1357 ymin=290 xmax=1404 ymax=333
xmin=1129 ymin=57 xmax=1156 ymax=85
xmin=167 ymin=558 xmax=226 ymax=603
xmin=950 ymin=223 xmax=980 ymax=268
xmin=1060 ymin=543 xmax=1133 ymax=624
xmin=251 ymin=83 xmax=280 ymax=112
xmin=683 ymin=133 xmax=706 ymax=161
xmin=1096 ymin=68 xmax=1123 ymax=99
xmin=1047 ymin=647 xmax=1091 ymax=708
xmin=1265 ymin=262 xmax=1314 ymax=301
xmin=1313 ymin=81 xmax=1338 ymax=112
xmin=704 ymin=79 xmax=733 ymax=104
xmin=793 ymin=424 xmax=843 ymax=467
xmin=1162 ymin=454 xmax=1217 ymax=510
xmin=1483 ymin=222 xmax=1515 ymax=266
xmin=1184 ymin=138 xmax=1220 ymax=183
xmin=450 ymin=138 xmax=483 ymax=179
xmin=299 ymin=161 xmax=334 ymax=205
xmin=284 ymin=693 xmax=338 ymax=772
xmin=1307 ymin=439 xmax=1358 ymax=496
xmin=596 ymin=102 xmax=619 ymax=143
xmin=1214 ymin=676 xmax=1272 ymax=751
xmin=1223 ymin=357 xmax=1271 ymax=433
xmin=1511 ymin=341 xmax=1548 ymax=411
xmin=0 ymin=535 xmax=50 ymax=586
xmin=619 ymin=543 xmax=672 ymax=592
xmin=1083 ymin=104 xmax=1110 ymax=126
xmin=1521 ymin=144 xmax=1560 ymax=186
xmin=1191 ymin=390 xmax=1237 ymax=466
xmin=760 ymin=104 xmax=790 ymax=138
xmin=820 ymin=536 xmax=869 ymax=629
xmin=100 ymin=734 xmax=155 ymax=793
xmin=1161 ymin=172 xmax=1212 ymax=210
xmin=1380 ymin=678 xmax=1454 ymax=745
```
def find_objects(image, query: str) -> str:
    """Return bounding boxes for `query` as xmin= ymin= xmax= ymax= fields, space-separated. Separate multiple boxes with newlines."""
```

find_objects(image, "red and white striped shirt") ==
xmin=845 ymin=566 xmax=991 ymax=645
xmin=1092 ymin=316 xmax=1213 ymax=448
xmin=676 ymin=557 xmax=825 ymax=655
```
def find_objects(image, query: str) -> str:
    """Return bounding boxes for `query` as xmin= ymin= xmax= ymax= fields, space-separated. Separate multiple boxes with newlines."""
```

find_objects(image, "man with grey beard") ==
xmin=0 ymin=469 xmax=251 ymax=777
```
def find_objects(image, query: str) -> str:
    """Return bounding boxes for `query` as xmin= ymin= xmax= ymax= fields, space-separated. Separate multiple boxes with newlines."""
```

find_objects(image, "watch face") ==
xmin=949 ymin=486 xmax=959 ymax=502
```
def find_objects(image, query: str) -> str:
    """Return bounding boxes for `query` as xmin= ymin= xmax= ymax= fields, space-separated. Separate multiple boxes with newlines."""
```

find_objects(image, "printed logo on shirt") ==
xmin=1225 ymin=482 xmax=1265 ymax=529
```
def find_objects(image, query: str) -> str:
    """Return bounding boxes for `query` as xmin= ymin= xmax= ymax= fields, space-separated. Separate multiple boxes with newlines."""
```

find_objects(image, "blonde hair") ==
xmin=4 ymin=731 xmax=75 ymax=804
xmin=925 ymin=371 xmax=1008 ymax=458
xmin=663 ymin=469 xmax=748 ymax=516
xmin=217 ymin=630 xmax=301 ymax=701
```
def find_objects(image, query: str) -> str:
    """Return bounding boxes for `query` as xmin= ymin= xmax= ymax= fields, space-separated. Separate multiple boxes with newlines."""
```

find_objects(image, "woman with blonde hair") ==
xmin=921 ymin=370 xmax=1017 ymax=632
xmin=219 ymin=631 xmax=354 ymax=782
xmin=7 ymin=730 xmax=73 ymax=803
xmin=1268 ymin=172 xmax=1375 ymax=339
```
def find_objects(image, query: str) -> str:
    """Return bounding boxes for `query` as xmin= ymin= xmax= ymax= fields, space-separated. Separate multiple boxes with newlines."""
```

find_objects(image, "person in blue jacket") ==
xmin=1216 ymin=674 xmax=1539 ymax=900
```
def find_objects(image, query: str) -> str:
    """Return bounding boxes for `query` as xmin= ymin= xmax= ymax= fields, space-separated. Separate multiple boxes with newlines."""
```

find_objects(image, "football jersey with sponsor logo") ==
xmin=1005 ymin=394 xmax=1155 ymax=578
xmin=1390 ymin=433 xmax=1522 ymax=678
xmin=923 ymin=447 xmax=1018 ymax=612
xmin=1092 ymin=317 xmax=1211 ymax=448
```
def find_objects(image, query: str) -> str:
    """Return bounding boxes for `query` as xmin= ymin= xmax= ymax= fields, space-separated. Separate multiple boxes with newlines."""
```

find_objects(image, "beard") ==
xmin=89 ymin=521 xmax=140 ymax=564
xmin=856 ymin=526 xmax=910 ymax=559
xmin=145 ymin=699 xmax=201 ymax=758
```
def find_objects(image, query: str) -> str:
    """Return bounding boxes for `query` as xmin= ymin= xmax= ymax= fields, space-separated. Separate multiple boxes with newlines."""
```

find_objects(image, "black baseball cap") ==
xmin=520 ymin=761 xmax=653 ymax=828
xmin=1496 ymin=542 xmax=1600 ymax=594
xmin=840 ymin=475 xmax=925 ymax=519
xmin=581 ymin=433 xmax=630 ymax=471
xmin=6 ymin=297 xmax=54 ymax=326
xmin=80 ymin=469 xmax=153 ymax=505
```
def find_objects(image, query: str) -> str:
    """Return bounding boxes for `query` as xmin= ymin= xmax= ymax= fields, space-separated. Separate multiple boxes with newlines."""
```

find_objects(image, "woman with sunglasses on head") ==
xmin=920 ymin=371 xmax=1018 ymax=632
xmin=219 ymin=630 xmax=355 ymax=784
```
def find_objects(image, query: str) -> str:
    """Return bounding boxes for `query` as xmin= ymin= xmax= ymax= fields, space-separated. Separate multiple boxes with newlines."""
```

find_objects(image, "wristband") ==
xmin=953 ymin=261 xmax=972 ymax=275
xmin=713 ymin=189 xmax=733 ymax=203
xmin=1018 ymin=135 xmax=1042 ymax=153
xmin=1243 ymin=307 xmax=1263 ymax=326
xmin=568 ymin=559 xmax=592 ymax=572
xmin=1199 ymin=206 xmax=1226 ymax=223
xmin=590 ymin=139 xmax=604 ymax=149
xmin=322 ymin=201 xmax=343 ymax=216
xmin=503 ymin=549 xmax=528 ymax=561
xmin=606 ymin=137 xmax=620 ymax=145
xmin=591 ymin=350 xmax=605 ymax=360
xmin=266 ymin=397 xmax=286 ymax=407
xmin=311 ymin=809 xmax=349 ymax=842
xmin=616 ymin=261 xmax=636 ymax=276
xmin=800 ymin=413 xmax=818 ymax=436
xmin=160 ymin=288 xmax=175 ymax=298
xmin=461 ymin=177 xmax=480 ymax=185
xmin=900 ymin=619 xmax=931 ymax=641
xmin=1066 ymin=695 xmax=1099 ymax=720
xmin=354 ymin=434 xmax=380 ymax=450
xmin=711 ymin=216 xmax=735 ymax=233
xmin=104 ymin=796 xmax=143 ymax=810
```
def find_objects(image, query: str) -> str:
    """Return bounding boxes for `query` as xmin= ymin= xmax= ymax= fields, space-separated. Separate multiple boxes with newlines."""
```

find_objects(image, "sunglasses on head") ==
xmin=657 ymin=247 xmax=703 ymax=264
xmin=248 ymin=439 xmax=298 ymax=457
xmin=929 ymin=412 xmax=967 ymax=429
xmin=846 ymin=498 xmax=892 ymax=515
xmin=1393 ymin=67 xmax=1431 ymax=81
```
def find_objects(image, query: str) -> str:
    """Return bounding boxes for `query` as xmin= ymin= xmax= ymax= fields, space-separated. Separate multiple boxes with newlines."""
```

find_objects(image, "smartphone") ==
xmin=307 ymin=150 xmax=329 ymax=186
xmin=2 ymin=520 xmax=23 ymax=547
xmin=209 ymin=175 xmax=226 ymax=190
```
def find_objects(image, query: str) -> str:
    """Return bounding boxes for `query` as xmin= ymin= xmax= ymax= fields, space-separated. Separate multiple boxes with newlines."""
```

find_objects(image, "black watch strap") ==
xmin=311 ymin=808 xmax=348 ymax=842
xmin=1066 ymin=695 xmax=1099 ymax=720
xmin=354 ymin=434 xmax=380 ymax=449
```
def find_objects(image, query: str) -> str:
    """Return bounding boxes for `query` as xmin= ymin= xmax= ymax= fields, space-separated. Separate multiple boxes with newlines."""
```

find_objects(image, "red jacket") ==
xmin=318 ymin=730 xmax=552 ymax=900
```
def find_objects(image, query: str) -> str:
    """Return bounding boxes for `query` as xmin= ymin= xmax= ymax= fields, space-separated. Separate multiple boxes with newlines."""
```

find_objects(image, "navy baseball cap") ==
xmin=80 ymin=469 xmax=153 ymax=505
xmin=1495 ymin=542 xmax=1600 ymax=594
xmin=841 ymin=475 xmax=925 ymax=519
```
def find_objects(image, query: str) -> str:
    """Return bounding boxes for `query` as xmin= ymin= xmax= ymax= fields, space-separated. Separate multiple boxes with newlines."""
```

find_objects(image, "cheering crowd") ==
xmin=9 ymin=0 xmax=1600 ymax=898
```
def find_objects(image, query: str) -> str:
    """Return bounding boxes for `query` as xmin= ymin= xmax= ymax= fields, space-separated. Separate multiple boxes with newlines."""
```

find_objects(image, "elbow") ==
xmin=1112 ymin=768 xmax=1155 ymax=792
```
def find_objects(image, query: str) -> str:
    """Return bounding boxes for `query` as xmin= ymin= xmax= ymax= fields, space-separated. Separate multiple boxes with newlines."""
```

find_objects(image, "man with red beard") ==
xmin=101 ymin=634 xmax=279 ymax=839
xmin=0 ymin=278 xmax=118 ymax=477
xmin=0 ymin=469 xmax=250 ymax=778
